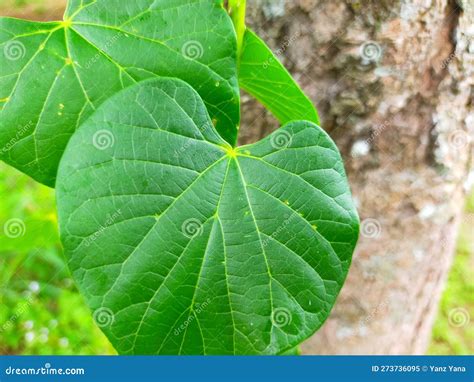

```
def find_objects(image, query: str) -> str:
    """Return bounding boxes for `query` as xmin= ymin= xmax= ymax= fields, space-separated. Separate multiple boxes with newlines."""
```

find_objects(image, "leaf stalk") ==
xmin=228 ymin=0 xmax=247 ymax=62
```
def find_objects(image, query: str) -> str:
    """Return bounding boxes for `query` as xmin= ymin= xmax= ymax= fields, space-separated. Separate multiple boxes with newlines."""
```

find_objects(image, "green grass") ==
xmin=0 ymin=163 xmax=114 ymax=355
xmin=428 ymin=192 xmax=474 ymax=355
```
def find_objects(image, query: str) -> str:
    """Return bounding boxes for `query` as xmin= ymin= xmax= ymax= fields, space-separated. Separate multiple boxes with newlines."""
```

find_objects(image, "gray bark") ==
xmin=244 ymin=0 xmax=473 ymax=354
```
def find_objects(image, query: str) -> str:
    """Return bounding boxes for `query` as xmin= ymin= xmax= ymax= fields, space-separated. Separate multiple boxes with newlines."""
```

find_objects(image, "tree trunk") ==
xmin=243 ymin=0 xmax=473 ymax=354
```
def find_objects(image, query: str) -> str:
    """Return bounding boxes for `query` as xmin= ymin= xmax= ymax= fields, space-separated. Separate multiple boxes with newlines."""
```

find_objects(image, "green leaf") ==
xmin=239 ymin=29 xmax=319 ymax=124
xmin=0 ymin=0 xmax=239 ymax=187
xmin=56 ymin=78 xmax=359 ymax=355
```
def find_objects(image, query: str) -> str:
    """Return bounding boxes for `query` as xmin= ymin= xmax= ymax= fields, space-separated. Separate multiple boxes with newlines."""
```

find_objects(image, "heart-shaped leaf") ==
xmin=56 ymin=78 xmax=359 ymax=355
xmin=239 ymin=29 xmax=319 ymax=125
xmin=0 ymin=0 xmax=239 ymax=187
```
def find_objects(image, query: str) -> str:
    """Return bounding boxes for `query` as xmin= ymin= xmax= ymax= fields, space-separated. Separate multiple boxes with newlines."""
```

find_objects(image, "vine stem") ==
xmin=228 ymin=0 xmax=247 ymax=62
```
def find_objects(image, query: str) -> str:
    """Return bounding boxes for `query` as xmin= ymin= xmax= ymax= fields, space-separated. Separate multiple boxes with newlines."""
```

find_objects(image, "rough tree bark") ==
xmin=242 ymin=0 xmax=473 ymax=354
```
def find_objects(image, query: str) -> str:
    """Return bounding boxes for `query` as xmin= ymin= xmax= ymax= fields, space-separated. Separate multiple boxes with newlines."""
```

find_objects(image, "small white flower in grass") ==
xmin=25 ymin=331 xmax=35 ymax=343
xmin=59 ymin=337 xmax=69 ymax=348
xmin=28 ymin=281 xmax=40 ymax=294
xmin=38 ymin=333 xmax=49 ymax=343
xmin=24 ymin=320 xmax=34 ymax=330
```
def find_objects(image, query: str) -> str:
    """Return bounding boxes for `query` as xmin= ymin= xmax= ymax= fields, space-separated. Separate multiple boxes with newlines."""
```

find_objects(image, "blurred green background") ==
xmin=0 ymin=0 xmax=472 ymax=356
xmin=0 ymin=163 xmax=116 ymax=355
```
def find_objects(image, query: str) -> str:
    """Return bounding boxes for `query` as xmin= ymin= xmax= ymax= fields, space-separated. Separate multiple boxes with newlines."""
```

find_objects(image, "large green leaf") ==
xmin=56 ymin=78 xmax=359 ymax=355
xmin=0 ymin=0 xmax=239 ymax=187
xmin=239 ymin=29 xmax=319 ymax=124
